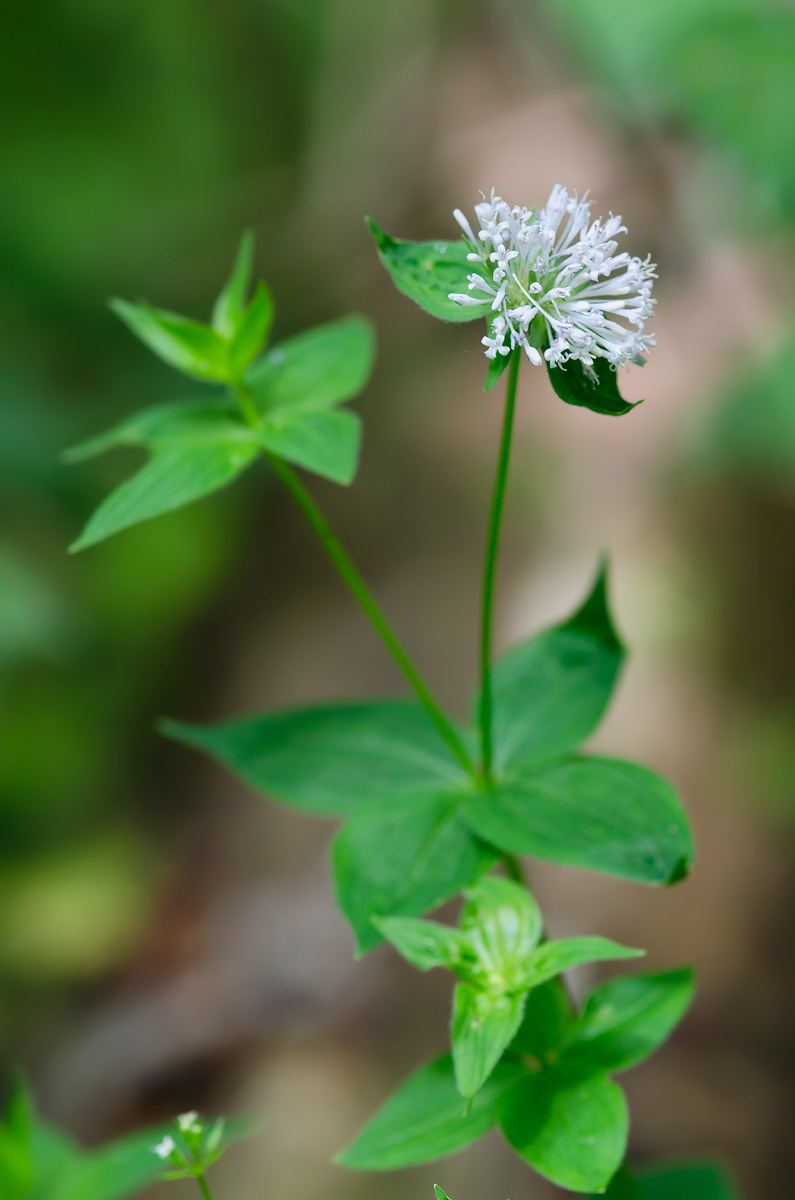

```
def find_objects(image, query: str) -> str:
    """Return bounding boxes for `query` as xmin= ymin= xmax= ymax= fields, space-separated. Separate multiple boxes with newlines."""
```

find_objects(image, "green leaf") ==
xmin=367 ymin=220 xmax=478 ymax=323
xmin=483 ymin=348 xmax=513 ymax=392
xmin=249 ymin=316 xmax=375 ymax=414
xmin=592 ymin=1166 xmax=644 ymax=1199
xmin=452 ymin=985 xmax=526 ymax=1100
xmin=213 ymin=230 xmax=255 ymax=338
xmin=506 ymin=979 xmax=574 ymax=1062
xmin=257 ymin=406 xmax=361 ymax=485
xmin=465 ymin=757 xmax=693 ymax=886
xmin=459 ymin=876 xmax=543 ymax=990
xmin=485 ymin=563 xmax=624 ymax=770
xmin=0 ymin=1080 xmax=33 ymax=1199
xmin=547 ymin=358 xmax=642 ymax=417
xmin=376 ymin=916 xmax=470 ymax=973
xmin=638 ymin=1161 xmax=739 ymax=1200
xmin=229 ymin=282 xmax=274 ymax=379
xmin=110 ymin=299 xmax=229 ymax=383
xmin=523 ymin=937 xmax=643 ymax=989
xmin=162 ymin=701 xmax=469 ymax=816
xmin=336 ymin=1054 xmax=521 ymax=1170
xmin=499 ymin=1064 xmax=628 ymax=1193
xmin=434 ymin=1187 xmax=453 ymax=1200
xmin=51 ymin=1126 xmax=167 ymax=1200
xmin=333 ymin=791 xmax=497 ymax=954
xmin=564 ymin=967 xmax=695 ymax=1074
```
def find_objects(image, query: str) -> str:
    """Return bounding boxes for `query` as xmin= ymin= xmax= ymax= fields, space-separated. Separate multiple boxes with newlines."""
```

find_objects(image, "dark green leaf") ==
xmin=213 ymin=231 xmax=255 ymax=338
xmin=499 ymin=1064 xmax=628 ymax=1192
xmin=333 ymin=791 xmax=497 ymax=954
xmin=0 ymin=1080 xmax=33 ymax=1198
xmin=249 ymin=316 xmax=375 ymax=413
xmin=564 ymin=968 xmax=695 ymax=1074
xmin=229 ymin=282 xmax=274 ymax=379
xmin=484 ymin=349 xmax=513 ymax=392
xmin=257 ymin=407 xmax=361 ymax=485
xmin=162 ymin=701 xmax=469 ymax=816
xmin=592 ymin=1166 xmax=644 ymax=1199
xmin=367 ymin=220 xmax=477 ymax=323
xmin=485 ymin=563 xmax=624 ymax=770
xmin=547 ymin=358 xmax=642 ymax=417
xmin=522 ymin=938 xmax=643 ymax=990
xmin=110 ymin=299 xmax=229 ymax=383
xmin=336 ymin=1054 xmax=521 ymax=1170
xmin=638 ymin=1161 xmax=739 ymax=1200
xmin=460 ymin=876 xmax=543 ymax=990
xmin=452 ymin=985 xmax=526 ymax=1100
xmin=507 ymin=979 xmax=574 ymax=1062
xmin=465 ymin=757 xmax=693 ymax=886
xmin=376 ymin=916 xmax=470 ymax=973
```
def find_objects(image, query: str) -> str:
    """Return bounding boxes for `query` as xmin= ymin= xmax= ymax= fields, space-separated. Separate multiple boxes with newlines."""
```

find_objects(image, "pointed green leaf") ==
xmin=161 ymin=701 xmax=469 ymax=816
xmin=499 ymin=1065 xmax=628 ymax=1193
xmin=110 ymin=299 xmax=229 ymax=383
xmin=484 ymin=563 xmax=625 ymax=770
xmin=52 ymin=1125 xmax=168 ymax=1200
xmin=367 ymin=220 xmax=477 ymax=323
xmin=592 ymin=1166 xmax=644 ymax=1199
xmin=522 ymin=938 xmax=643 ymax=990
xmin=333 ymin=791 xmax=497 ymax=954
xmin=464 ymin=757 xmax=693 ymax=886
xmin=564 ymin=967 xmax=695 ymax=1074
xmin=452 ymin=984 xmax=527 ymax=1100
xmin=376 ymin=916 xmax=470 ymax=973
xmin=336 ymin=1054 xmax=521 ymax=1170
xmin=460 ymin=876 xmax=543 ymax=990
xmin=257 ymin=407 xmax=361 ymax=485
xmin=64 ymin=397 xmax=242 ymax=463
xmin=638 ymin=1161 xmax=739 ymax=1200
xmin=213 ymin=231 xmax=255 ymax=337
xmin=249 ymin=316 xmax=375 ymax=413
xmin=506 ymin=978 xmax=574 ymax=1062
xmin=547 ymin=358 xmax=642 ymax=417
xmin=483 ymin=346 xmax=513 ymax=392
xmin=434 ymin=1187 xmax=453 ymax=1200
xmin=229 ymin=282 xmax=274 ymax=379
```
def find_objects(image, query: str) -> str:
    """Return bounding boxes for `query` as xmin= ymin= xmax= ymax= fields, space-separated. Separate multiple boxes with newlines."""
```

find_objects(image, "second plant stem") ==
xmin=478 ymin=349 xmax=521 ymax=782
xmin=195 ymin=1176 xmax=215 ymax=1200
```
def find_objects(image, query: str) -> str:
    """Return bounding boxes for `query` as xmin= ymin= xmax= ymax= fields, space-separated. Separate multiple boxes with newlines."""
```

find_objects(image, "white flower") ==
xmin=177 ymin=1111 xmax=201 ymax=1134
xmin=153 ymin=1134 xmax=176 ymax=1160
xmin=449 ymin=186 xmax=656 ymax=376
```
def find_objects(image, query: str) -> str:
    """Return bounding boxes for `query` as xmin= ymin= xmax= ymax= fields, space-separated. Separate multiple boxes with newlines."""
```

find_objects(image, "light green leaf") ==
xmin=499 ymin=1065 xmax=628 ymax=1193
xmin=465 ymin=757 xmax=693 ymax=886
xmin=376 ymin=916 xmax=471 ymax=973
xmin=336 ymin=1054 xmax=521 ymax=1170
xmin=367 ymin=220 xmax=478 ymax=323
xmin=638 ymin=1160 xmax=739 ymax=1200
xmin=161 ymin=701 xmax=469 ymax=816
xmin=547 ymin=358 xmax=642 ymax=417
xmin=229 ymin=282 xmax=274 ymax=379
xmin=434 ymin=1187 xmax=453 ymax=1200
xmin=485 ymin=563 xmax=624 ymax=770
xmin=110 ymin=299 xmax=229 ymax=383
xmin=522 ymin=937 xmax=643 ymax=989
xmin=257 ymin=406 xmax=361 ymax=485
xmin=0 ymin=1080 xmax=33 ymax=1199
xmin=248 ymin=316 xmax=375 ymax=414
xmin=564 ymin=967 xmax=695 ymax=1074
xmin=51 ymin=1126 xmax=167 ymax=1200
xmin=506 ymin=979 xmax=574 ymax=1063
xmin=213 ymin=230 xmax=255 ymax=337
xmin=333 ymin=791 xmax=497 ymax=954
xmin=460 ymin=876 xmax=543 ymax=990
xmin=452 ymin=984 xmax=526 ymax=1100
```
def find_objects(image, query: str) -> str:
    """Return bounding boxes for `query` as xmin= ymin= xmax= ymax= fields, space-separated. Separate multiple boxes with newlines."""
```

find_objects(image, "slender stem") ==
xmin=478 ymin=349 xmax=521 ymax=781
xmin=263 ymin=451 xmax=475 ymax=776
xmin=503 ymin=852 xmax=525 ymax=884
xmin=196 ymin=1174 xmax=216 ymax=1200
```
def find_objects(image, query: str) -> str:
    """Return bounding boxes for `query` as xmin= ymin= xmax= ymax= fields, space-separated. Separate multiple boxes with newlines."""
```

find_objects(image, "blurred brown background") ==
xmin=1 ymin=1 xmax=794 ymax=1198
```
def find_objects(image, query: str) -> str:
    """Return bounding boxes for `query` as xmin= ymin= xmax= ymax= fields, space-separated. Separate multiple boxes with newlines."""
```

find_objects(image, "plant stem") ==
xmin=478 ymin=349 xmax=521 ymax=781
xmin=503 ymin=852 xmax=525 ymax=884
xmin=232 ymin=378 xmax=259 ymax=427
xmin=263 ymin=451 xmax=475 ymax=777
xmin=196 ymin=1174 xmax=216 ymax=1200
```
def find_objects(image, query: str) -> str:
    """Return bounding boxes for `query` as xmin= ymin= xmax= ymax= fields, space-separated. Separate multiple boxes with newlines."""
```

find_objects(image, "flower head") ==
xmin=177 ymin=1111 xmax=201 ymax=1134
xmin=153 ymin=1134 xmax=176 ymax=1161
xmin=449 ymin=186 xmax=656 ymax=376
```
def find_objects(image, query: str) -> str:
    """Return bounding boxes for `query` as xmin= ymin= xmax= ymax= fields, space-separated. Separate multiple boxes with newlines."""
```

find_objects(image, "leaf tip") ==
xmin=665 ymin=853 xmax=692 ymax=886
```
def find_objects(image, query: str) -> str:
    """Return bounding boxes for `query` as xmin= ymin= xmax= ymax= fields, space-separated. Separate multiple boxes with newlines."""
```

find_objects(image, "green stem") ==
xmin=263 ymin=451 xmax=475 ymax=777
xmin=232 ymin=378 xmax=259 ymax=427
xmin=478 ymin=349 xmax=521 ymax=781
xmin=503 ymin=852 xmax=525 ymax=884
xmin=196 ymin=1174 xmax=216 ymax=1200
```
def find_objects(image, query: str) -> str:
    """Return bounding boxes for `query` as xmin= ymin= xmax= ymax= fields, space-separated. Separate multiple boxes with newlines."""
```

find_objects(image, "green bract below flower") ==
xmin=450 ymin=186 xmax=656 ymax=377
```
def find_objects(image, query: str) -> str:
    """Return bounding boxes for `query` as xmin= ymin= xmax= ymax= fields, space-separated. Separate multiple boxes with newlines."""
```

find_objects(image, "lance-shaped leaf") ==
xmin=483 ymin=563 xmax=625 ymax=771
xmin=452 ymin=985 xmax=527 ymax=1101
xmin=367 ymin=220 xmax=477 ymax=323
xmin=162 ymin=701 xmax=469 ymax=816
xmin=547 ymin=358 xmax=642 ymax=417
xmin=212 ymin=231 xmax=255 ymax=338
xmin=499 ymin=1064 xmax=628 ymax=1193
xmin=248 ymin=316 xmax=375 ymax=414
xmin=464 ymin=757 xmax=693 ymax=886
xmin=336 ymin=1054 xmax=521 ymax=1171
xmin=563 ymin=967 xmax=695 ymax=1074
xmin=637 ymin=1161 xmax=739 ymax=1200
xmin=110 ymin=299 xmax=230 ymax=383
xmin=228 ymin=281 xmax=274 ymax=379
xmin=459 ymin=875 xmax=543 ymax=990
xmin=375 ymin=916 xmax=471 ymax=973
xmin=521 ymin=937 xmax=643 ymax=991
xmin=506 ymin=978 xmax=574 ymax=1063
xmin=333 ymin=791 xmax=497 ymax=955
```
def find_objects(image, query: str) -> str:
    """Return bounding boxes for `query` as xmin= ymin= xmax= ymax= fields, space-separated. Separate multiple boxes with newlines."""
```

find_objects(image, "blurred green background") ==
xmin=1 ymin=2 xmax=793 ymax=1198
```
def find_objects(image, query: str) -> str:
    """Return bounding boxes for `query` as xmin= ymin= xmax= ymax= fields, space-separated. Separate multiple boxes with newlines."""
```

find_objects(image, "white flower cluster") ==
xmin=450 ymin=186 xmax=656 ymax=375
